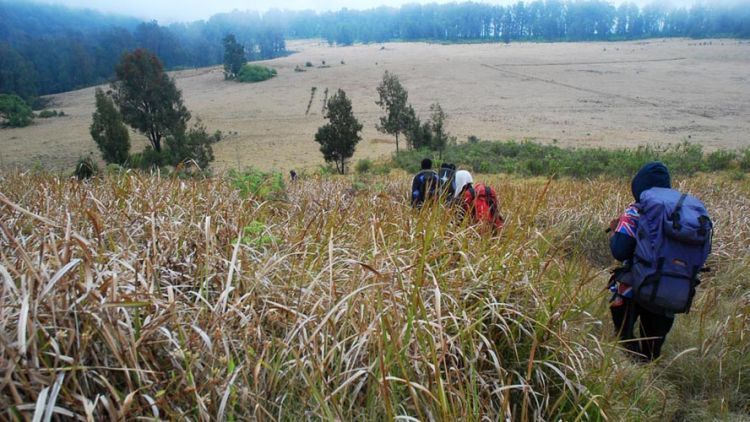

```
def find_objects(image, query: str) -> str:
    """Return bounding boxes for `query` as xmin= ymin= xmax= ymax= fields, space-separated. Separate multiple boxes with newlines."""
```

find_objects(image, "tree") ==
xmin=112 ymin=49 xmax=190 ymax=153
xmin=0 ymin=94 xmax=33 ymax=127
xmin=429 ymin=103 xmax=449 ymax=158
xmin=90 ymin=88 xmax=130 ymax=165
xmin=223 ymin=34 xmax=245 ymax=79
xmin=314 ymin=89 xmax=362 ymax=174
xmin=165 ymin=119 xmax=218 ymax=169
xmin=375 ymin=70 xmax=412 ymax=153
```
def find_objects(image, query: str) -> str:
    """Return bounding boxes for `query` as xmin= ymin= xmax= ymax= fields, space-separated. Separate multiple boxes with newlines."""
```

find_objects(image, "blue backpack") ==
xmin=631 ymin=188 xmax=712 ymax=314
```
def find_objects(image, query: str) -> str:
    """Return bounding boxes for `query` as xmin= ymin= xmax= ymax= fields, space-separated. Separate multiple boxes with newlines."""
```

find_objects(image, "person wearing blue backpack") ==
xmin=608 ymin=162 xmax=712 ymax=361
xmin=411 ymin=158 xmax=439 ymax=208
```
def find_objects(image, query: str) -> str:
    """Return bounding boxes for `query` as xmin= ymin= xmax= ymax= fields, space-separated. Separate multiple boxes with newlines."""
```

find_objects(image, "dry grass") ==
xmin=0 ymin=170 xmax=748 ymax=420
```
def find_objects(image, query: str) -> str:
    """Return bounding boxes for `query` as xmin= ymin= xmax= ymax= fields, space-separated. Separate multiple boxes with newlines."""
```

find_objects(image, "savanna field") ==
xmin=1 ymin=169 xmax=748 ymax=420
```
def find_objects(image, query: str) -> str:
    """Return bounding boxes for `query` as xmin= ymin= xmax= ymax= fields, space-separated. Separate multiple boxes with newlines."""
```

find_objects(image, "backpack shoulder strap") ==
xmin=671 ymin=193 xmax=688 ymax=230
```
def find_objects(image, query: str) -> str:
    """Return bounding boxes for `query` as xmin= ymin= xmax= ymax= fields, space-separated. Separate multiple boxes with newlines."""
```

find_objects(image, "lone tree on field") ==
xmin=314 ymin=89 xmax=362 ymax=174
xmin=90 ymin=88 xmax=130 ymax=165
xmin=429 ymin=103 xmax=449 ymax=159
xmin=375 ymin=70 xmax=411 ymax=153
xmin=111 ymin=49 xmax=190 ymax=153
xmin=223 ymin=34 xmax=246 ymax=80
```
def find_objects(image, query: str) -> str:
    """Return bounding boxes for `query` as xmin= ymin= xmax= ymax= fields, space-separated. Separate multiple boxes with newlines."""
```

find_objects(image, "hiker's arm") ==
xmin=610 ymin=232 xmax=636 ymax=262
xmin=609 ymin=206 xmax=639 ymax=262
xmin=411 ymin=175 xmax=421 ymax=204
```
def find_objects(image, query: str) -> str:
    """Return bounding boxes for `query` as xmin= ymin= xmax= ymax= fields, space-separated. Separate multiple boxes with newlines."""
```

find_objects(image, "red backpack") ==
xmin=462 ymin=183 xmax=505 ymax=231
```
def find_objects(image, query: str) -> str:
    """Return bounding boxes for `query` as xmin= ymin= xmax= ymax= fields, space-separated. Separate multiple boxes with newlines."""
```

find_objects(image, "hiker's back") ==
xmin=411 ymin=169 xmax=438 ymax=207
xmin=631 ymin=187 xmax=712 ymax=314
xmin=438 ymin=164 xmax=456 ymax=201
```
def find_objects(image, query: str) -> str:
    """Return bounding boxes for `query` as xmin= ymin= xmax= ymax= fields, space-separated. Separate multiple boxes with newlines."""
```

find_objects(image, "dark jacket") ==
xmin=411 ymin=170 xmax=439 ymax=207
xmin=610 ymin=162 xmax=671 ymax=262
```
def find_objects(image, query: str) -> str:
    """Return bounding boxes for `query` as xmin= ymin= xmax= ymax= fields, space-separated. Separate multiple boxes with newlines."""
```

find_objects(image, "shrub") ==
xmin=129 ymin=146 xmax=167 ymax=170
xmin=237 ymin=64 xmax=277 ymax=83
xmin=355 ymin=158 xmax=373 ymax=174
xmin=305 ymin=61 xmax=313 ymax=67
xmin=37 ymin=110 xmax=58 ymax=118
xmin=393 ymin=140 xmax=739 ymax=178
xmin=705 ymin=149 xmax=736 ymax=171
xmin=0 ymin=94 xmax=33 ymax=127
xmin=74 ymin=156 xmax=98 ymax=179
xmin=229 ymin=168 xmax=285 ymax=200
xmin=740 ymin=149 xmax=750 ymax=172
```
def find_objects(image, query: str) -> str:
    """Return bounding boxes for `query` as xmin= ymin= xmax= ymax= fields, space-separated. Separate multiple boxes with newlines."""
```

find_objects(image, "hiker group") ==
xmin=410 ymin=158 xmax=504 ymax=232
xmin=411 ymin=159 xmax=713 ymax=362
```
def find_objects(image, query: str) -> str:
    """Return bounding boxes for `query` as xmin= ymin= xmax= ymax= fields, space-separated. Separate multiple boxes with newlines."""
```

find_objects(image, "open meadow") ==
xmin=1 ymin=38 xmax=750 ymax=172
xmin=1 ymin=169 xmax=749 ymax=420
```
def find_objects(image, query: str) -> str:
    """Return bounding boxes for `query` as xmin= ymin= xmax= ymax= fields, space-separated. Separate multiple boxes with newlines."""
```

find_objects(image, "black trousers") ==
xmin=611 ymin=299 xmax=675 ymax=361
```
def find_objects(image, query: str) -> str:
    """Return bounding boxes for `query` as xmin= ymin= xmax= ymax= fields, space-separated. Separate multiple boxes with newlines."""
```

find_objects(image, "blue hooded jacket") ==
xmin=610 ymin=162 xmax=671 ymax=262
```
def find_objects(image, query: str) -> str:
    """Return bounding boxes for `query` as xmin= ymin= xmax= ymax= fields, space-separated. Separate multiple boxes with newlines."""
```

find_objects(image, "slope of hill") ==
xmin=0 ymin=170 xmax=748 ymax=419
xmin=2 ymin=39 xmax=750 ymax=172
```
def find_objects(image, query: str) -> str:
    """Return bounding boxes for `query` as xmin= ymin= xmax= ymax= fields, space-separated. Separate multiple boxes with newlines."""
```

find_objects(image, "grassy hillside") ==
xmin=0 ymin=170 xmax=748 ymax=420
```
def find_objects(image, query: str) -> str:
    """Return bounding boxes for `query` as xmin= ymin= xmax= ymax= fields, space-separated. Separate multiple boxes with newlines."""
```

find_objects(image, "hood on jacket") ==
xmin=454 ymin=170 xmax=473 ymax=198
xmin=632 ymin=161 xmax=671 ymax=201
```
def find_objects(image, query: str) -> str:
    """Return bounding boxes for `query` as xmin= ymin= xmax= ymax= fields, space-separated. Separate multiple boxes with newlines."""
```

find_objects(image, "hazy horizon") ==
xmin=15 ymin=0 xmax=745 ymax=24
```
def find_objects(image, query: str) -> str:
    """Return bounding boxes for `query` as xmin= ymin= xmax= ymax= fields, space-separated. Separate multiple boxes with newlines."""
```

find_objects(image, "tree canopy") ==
xmin=223 ymin=34 xmax=246 ymax=80
xmin=112 ymin=49 xmax=190 ymax=153
xmin=376 ymin=71 xmax=412 ymax=153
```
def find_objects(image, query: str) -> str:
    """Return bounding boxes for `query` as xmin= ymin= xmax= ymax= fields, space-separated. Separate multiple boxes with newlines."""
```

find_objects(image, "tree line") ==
xmin=260 ymin=1 xmax=750 ymax=45
xmin=0 ymin=2 xmax=287 ymax=100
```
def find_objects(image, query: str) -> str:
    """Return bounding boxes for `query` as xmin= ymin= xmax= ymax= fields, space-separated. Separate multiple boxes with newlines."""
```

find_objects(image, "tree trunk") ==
xmin=395 ymin=133 xmax=399 ymax=154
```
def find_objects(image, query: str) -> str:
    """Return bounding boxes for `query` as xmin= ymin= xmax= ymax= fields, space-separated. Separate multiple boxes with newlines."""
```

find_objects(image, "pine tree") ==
xmin=223 ymin=34 xmax=246 ymax=79
xmin=90 ymin=88 xmax=130 ymax=165
xmin=314 ymin=89 xmax=363 ymax=174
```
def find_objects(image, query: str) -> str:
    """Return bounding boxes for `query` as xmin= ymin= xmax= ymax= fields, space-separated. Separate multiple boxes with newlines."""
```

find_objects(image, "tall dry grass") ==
xmin=1 ymin=170 xmax=748 ymax=420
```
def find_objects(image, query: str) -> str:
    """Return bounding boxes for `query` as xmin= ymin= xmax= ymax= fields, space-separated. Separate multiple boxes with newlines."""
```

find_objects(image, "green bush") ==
xmin=229 ymin=168 xmax=285 ymax=200
xmin=128 ymin=146 xmax=168 ymax=170
xmin=355 ymin=158 xmax=373 ymax=174
xmin=37 ymin=110 xmax=59 ymax=118
xmin=74 ymin=156 xmax=99 ymax=180
xmin=740 ymin=149 xmax=750 ymax=172
xmin=237 ymin=64 xmax=277 ymax=83
xmin=305 ymin=61 xmax=313 ymax=67
xmin=0 ymin=94 xmax=33 ymax=127
xmin=705 ymin=149 xmax=736 ymax=171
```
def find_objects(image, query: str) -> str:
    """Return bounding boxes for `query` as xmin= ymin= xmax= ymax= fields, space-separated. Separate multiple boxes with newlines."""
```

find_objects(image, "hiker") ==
xmin=290 ymin=169 xmax=298 ymax=182
xmin=453 ymin=170 xmax=505 ymax=232
xmin=438 ymin=163 xmax=457 ymax=202
xmin=608 ymin=162 xmax=712 ymax=361
xmin=411 ymin=158 xmax=439 ymax=208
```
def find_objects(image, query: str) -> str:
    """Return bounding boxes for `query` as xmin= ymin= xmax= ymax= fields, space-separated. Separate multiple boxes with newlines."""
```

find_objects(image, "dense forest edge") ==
xmin=1 ymin=0 xmax=750 ymax=101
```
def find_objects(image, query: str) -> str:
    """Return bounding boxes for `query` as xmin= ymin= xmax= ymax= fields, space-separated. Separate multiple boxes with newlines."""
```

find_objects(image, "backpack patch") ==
xmin=631 ymin=187 xmax=712 ymax=314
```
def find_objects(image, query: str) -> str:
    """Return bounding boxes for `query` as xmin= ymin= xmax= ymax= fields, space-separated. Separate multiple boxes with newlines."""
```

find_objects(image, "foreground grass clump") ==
xmin=237 ymin=64 xmax=277 ymax=82
xmin=395 ymin=140 xmax=750 ymax=178
xmin=0 ymin=171 xmax=748 ymax=420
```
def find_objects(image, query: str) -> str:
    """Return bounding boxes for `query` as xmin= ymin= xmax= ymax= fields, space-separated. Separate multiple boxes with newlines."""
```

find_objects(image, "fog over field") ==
xmin=2 ymin=38 xmax=749 ymax=172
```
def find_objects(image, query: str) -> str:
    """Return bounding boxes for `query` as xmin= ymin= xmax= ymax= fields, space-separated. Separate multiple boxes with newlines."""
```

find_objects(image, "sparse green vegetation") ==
xmin=395 ymin=139 xmax=750 ymax=177
xmin=229 ymin=167 xmax=286 ymax=200
xmin=237 ymin=64 xmax=277 ymax=83
xmin=37 ymin=109 xmax=64 ymax=118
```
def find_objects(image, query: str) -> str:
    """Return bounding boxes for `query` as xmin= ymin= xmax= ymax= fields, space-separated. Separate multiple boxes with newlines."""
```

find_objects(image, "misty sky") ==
xmin=33 ymin=0 xmax=719 ymax=23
